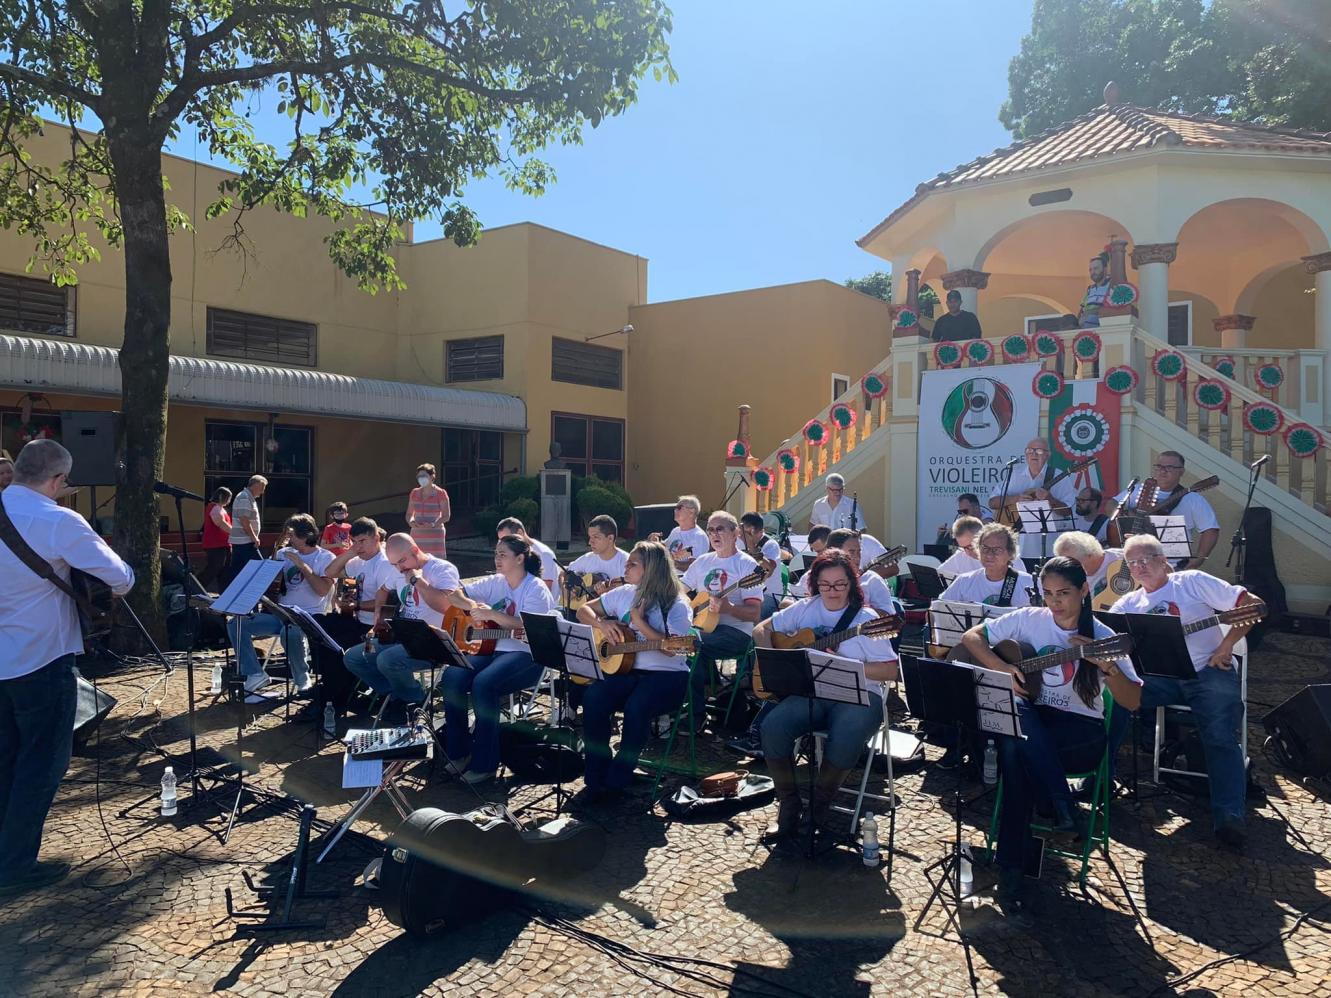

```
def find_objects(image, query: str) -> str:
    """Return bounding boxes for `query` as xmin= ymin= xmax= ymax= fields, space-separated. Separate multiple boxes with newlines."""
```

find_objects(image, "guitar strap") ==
xmin=996 ymin=568 xmax=1019 ymax=608
xmin=831 ymin=602 xmax=861 ymax=639
xmin=0 ymin=493 xmax=98 ymax=619
xmin=1087 ymin=513 xmax=1109 ymax=539
xmin=1042 ymin=462 xmax=1057 ymax=488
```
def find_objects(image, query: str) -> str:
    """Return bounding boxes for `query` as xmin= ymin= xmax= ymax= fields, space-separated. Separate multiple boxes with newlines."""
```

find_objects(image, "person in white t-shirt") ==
xmin=937 ymin=515 xmax=985 ymax=581
xmin=650 ymin=494 xmax=710 ymax=570
xmin=576 ymin=541 xmax=694 ymax=803
xmin=959 ymin=556 xmax=1142 ymax=922
xmin=754 ymin=548 xmax=899 ymax=843
xmin=442 ymin=534 xmax=557 ymax=784
xmin=682 ymin=511 xmax=763 ymax=728
xmin=740 ymin=511 xmax=788 ymax=617
xmin=826 ymin=529 xmax=902 ymax=616
xmin=342 ymin=532 xmax=460 ymax=710
xmin=809 ymin=473 xmax=866 ymax=531
xmin=987 ymin=439 xmax=1077 ymax=518
xmin=1110 ymin=451 xmax=1219 ymax=570
xmin=939 ymin=523 xmax=1033 ymax=608
xmin=564 ymin=514 xmax=629 ymax=605
xmin=1053 ymin=531 xmax=1126 ymax=606
xmin=496 ymin=516 xmax=560 ymax=599
xmin=315 ymin=517 xmax=395 ymax=720
xmin=1071 ymin=487 xmax=1111 ymax=541
xmin=1110 ymin=534 xmax=1263 ymax=848
xmin=776 ymin=525 xmax=831 ymax=610
xmin=227 ymin=514 xmax=334 ymax=695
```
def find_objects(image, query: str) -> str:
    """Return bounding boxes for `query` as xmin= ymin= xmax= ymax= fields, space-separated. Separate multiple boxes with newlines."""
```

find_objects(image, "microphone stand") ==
xmin=996 ymin=460 xmax=1018 ymax=527
xmin=850 ymin=492 xmax=859 ymax=532
xmin=1226 ymin=460 xmax=1265 ymax=580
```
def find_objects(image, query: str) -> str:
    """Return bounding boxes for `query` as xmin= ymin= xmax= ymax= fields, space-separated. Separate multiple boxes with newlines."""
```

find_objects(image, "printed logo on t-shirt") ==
xmin=285 ymin=564 xmax=304 ymax=585
xmin=669 ymin=540 xmax=687 ymax=558
xmin=1033 ymin=645 xmax=1076 ymax=688
xmin=702 ymin=568 xmax=729 ymax=594
xmin=398 ymin=582 xmax=423 ymax=615
xmin=1146 ymin=602 xmax=1181 ymax=616
xmin=981 ymin=595 xmax=1003 ymax=606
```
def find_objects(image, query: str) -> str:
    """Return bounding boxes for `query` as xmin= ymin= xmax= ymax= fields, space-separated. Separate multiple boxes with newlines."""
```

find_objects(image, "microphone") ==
xmin=1004 ymin=456 xmax=1021 ymax=469
xmin=1250 ymin=455 xmax=1269 ymax=470
xmin=153 ymin=481 xmax=205 ymax=502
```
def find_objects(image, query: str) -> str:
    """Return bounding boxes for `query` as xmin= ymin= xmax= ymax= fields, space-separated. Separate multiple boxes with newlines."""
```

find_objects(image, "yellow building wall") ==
xmin=626 ymin=281 xmax=893 ymax=509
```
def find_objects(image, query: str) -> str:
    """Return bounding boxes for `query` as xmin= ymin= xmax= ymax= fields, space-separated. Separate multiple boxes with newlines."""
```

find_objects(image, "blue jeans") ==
xmin=693 ymin=624 xmax=751 ymax=724
xmin=227 ymin=612 xmax=311 ymax=687
xmin=225 ymin=542 xmax=261 ymax=587
xmin=760 ymin=691 xmax=884 ymax=770
xmin=996 ymin=702 xmax=1105 ymax=871
xmin=441 ymin=651 xmax=544 ymax=774
xmin=1140 ymin=666 xmax=1245 ymax=828
xmin=0 ymin=655 xmax=78 ymax=881
xmin=582 ymin=670 xmax=688 ymax=791
xmin=343 ymin=640 xmax=432 ymax=705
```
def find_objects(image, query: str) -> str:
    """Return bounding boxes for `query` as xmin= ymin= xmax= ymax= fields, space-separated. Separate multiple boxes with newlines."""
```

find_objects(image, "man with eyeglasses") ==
xmin=987 ymin=438 xmax=1077 ymax=520
xmin=810 ymin=474 xmax=866 ymax=532
xmin=648 ymin=495 xmax=709 ymax=570
xmin=1110 ymin=451 xmax=1218 ymax=570
xmin=1071 ymin=487 xmax=1111 ymax=541
xmin=1109 ymin=535 xmax=1264 ymax=849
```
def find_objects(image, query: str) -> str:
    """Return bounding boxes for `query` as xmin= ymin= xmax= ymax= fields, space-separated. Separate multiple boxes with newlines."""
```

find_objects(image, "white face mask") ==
xmin=417 ymin=475 xmax=430 ymax=487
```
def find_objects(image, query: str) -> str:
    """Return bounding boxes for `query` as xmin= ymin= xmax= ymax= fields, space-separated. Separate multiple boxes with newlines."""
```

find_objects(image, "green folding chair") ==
xmin=648 ymin=647 xmax=704 ymax=797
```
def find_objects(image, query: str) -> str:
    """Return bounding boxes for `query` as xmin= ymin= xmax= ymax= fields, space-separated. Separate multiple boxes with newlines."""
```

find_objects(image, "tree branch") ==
xmin=0 ymin=61 xmax=100 ymax=110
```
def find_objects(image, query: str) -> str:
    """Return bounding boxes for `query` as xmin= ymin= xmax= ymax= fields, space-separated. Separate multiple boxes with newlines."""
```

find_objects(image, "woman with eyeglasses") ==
xmin=958 ymin=556 xmax=1141 ymax=925
xmin=939 ymin=523 xmax=1033 ymax=608
xmin=753 ymin=548 xmax=898 ymax=844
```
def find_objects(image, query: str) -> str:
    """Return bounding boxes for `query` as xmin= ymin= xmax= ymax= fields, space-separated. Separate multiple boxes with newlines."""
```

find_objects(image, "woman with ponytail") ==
xmin=959 ymin=556 xmax=1142 ymax=924
xmin=443 ymin=533 xmax=556 ymax=784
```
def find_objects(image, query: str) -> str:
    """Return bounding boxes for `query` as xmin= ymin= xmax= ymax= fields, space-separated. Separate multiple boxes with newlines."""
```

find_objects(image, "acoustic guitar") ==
xmin=1178 ymin=600 xmax=1267 ymax=637
xmin=595 ymin=634 xmax=697 ymax=676
xmin=1091 ymin=555 xmax=1136 ymax=612
xmin=755 ymin=613 xmax=904 ymax=700
xmin=999 ymin=458 xmax=1096 ymax=526
xmin=1140 ymin=475 xmax=1220 ymax=516
xmin=690 ymin=564 xmax=770 ymax=633
xmin=863 ymin=544 xmax=907 ymax=576
xmin=441 ymin=605 xmax=523 ymax=656
xmin=962 ymin=633 xmax=1135 ymax=703
xmin=561 ymin=570 xmax=626 ymax=612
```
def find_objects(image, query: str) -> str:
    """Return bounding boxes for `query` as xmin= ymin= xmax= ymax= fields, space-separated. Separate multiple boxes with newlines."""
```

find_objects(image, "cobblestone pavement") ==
xmin=2 ymin=630 xmax=1330 ymax=997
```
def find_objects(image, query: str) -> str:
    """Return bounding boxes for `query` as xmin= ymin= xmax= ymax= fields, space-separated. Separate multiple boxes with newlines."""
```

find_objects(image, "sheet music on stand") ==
xmin=970 ymin=665 xmax=1024 ymax=738
xmin=1016 ymin=500 xmax=1071 ymax=561
xmin=211 ymin=559 xmax=285 ymax=616
xmin=284 ymin=605 xmax=347 ymax=655
xmin=807 ymin=650 xmax=872 ymax=707
xmin=529 ymin=613 xmax=605 ymax=684
xmin=927 ymin=599 xmax=1019 ymax=649
xmin=1150 ymin=515 xmax=1193 ymax=561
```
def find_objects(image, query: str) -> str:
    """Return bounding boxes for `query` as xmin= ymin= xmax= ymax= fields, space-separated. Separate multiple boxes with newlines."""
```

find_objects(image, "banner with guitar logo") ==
xmin=1046 ymin=378 xmax=1122 ymax=497
xmin=917 ymin=363 xmax=1042 ymax=548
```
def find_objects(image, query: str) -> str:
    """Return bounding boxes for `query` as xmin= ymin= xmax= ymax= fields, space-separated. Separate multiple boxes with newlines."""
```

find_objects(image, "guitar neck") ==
xmin=468 ymin=627 xmax=519 ymax=640
xmin=808 ymin=623 xmax=868 ymax=652
xmin=609 ymin=638 xmax=681 ymax=654
xmin=1012 ymin=638 xmax=1120 ymax=675
xmin=865 ymin=547 xmax=906 ymax=571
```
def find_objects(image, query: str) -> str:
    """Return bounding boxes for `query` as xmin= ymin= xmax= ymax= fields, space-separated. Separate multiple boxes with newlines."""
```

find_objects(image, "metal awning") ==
xmin=0 ymin=333 xmax=526 ymax=432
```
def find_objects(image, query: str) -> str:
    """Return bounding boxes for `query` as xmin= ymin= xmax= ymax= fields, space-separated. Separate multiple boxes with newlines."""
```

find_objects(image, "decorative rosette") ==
xmin=1033 ymin=331 xmax=1062 ymax=357
xmin=1193 ymin=379 xmax=1230 ymax=411
xmin=894 ymin=307 xmax=919 ymax=330
xmin=1242 ymin=402 xmax=1284 ymax=436
xmin=776 ymin=448 xmax=800 ymax=474
xmin=829 ymin=403 xmax=857 ymax=430
xmin=1071 ymin=330 xmax=1102 ymax=363
xmin=1107 ymin=283 xmax=1138 ymax=307
xmin=752 ymin=467 xmax=775 ymax=491
xmin=1254 ymin=363 xmax=1285 ymax=392
xmin=1032 ymin=369 xmax=1065 ymax=399
xmin=802 ymin=419 xmax=829 ymax=446
xmin=965 ymin=339 xmax=995 ymax=366
xmin=1285 ymin=422 xmax=1323 ymax=459
xmin=1001 ymin=333 xmax=1032 ymax=362
xmin=1103 ymin=365 xmax=1139 ymax=395
xmin=933 ymin=341 xmax=963 ymax=369
xmin=725 ymin=439 xmax=747 ymax=460
xmin=861 ymin=371 xmax=889 ymax=398
xmin=1151 ymin=349 xmax=1186 ymax=381
xmin=1213 ymin=356 xmax=1236 ymax=380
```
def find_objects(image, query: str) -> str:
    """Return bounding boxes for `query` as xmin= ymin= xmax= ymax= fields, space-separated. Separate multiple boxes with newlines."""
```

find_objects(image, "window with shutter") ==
xmin=206 ymin=307 xmax=317 ymax=366
xmin=551 ymin=337 xmax=623 ymax=390
xmin=445 ymin=335 xmax=504 ymax=382
xmin=0 ymin=272 xmax=74 ymax=336
xmin=1167 ymin=302 xmax=1192 ymax=347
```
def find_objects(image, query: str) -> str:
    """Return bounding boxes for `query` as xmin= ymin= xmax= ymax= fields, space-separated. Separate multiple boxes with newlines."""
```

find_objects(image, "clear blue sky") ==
xmin=168 ymin=0 xmax=1035 ymax=304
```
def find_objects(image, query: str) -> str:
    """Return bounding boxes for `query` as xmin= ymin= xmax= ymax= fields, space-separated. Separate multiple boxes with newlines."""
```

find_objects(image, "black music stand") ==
xmin=1016 ymin=501 xmax=1068 ymax=564
xmin=754 ymin=647 xmax=873 ymax=860
xmin=386 ymin=617 xmax=472 ymax=764
xmin=910 ymin=563 xmax=948 ymax=600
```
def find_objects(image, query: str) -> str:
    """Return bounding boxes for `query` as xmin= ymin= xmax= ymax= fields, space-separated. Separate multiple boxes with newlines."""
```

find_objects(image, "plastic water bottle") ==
xmin=160 ymin=766 xmax=177 ymax=817
xmin=861 ymin=813 xmax=881 ymax=867
xmin=210 ymin=662 xmax=223 ymax=695
xmin=323 ymin=703 xmax=337 ymax=738
xmin=982 ymin=740 xmax=998 ymax=786
xmin=959 ymin=843 xmax=974 ymax=900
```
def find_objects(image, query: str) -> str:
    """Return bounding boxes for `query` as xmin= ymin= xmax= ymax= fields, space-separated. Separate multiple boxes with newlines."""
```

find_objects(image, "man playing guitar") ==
xmin=1110 ymin=451 xmax=1219 ymax=571
xmin=565 ymin=515 xmax=629 ymax=596
xmin=988 ymin=438 xmax=1078 ymax=520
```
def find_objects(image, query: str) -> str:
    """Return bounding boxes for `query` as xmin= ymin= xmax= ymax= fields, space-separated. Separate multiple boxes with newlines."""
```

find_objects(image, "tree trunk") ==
xmin=107 ymin=133 xmax=172 ymax=650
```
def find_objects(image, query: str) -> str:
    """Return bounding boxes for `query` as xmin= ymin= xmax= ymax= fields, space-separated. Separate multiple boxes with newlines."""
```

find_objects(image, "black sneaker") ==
xmin=995 ymin=868 xmax=1035 ymax=928
xmin=937 ymin=745 xmax=961 ymax=770
xmin=1215 ymin=817 xmax=1247 ymax=850
xmin=0 ymin=860 xmax=70 ymax=898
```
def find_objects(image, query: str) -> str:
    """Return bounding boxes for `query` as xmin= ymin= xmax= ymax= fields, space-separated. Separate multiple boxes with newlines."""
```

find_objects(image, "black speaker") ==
xmin=633 ymin=503 xmax=677 ymax=539
xmin=73 ymin=673 xmax=116 ymax=746
xmin=61 ymin=411 xmax=120 ymax=487
xmin=1263 ymin=685 xmax=1331 ymax=778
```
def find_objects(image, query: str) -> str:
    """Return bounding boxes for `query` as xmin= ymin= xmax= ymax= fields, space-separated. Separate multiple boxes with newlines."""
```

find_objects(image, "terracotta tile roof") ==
xmin=859 ymin=104 xmax=1331 ymax=246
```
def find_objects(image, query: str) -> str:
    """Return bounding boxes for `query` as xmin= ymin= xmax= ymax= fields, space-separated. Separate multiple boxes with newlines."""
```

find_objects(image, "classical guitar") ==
xmin=561 ymin=570 xmax=626 ymax=612
xmin=441 ymin=605 xmax=523 ymax=656
xmin=755 ymin=613 xmax=904 ymax=700
xmin=1177 ymin=601 xmax=1266 ymax=636
xmin=1091 ymin=555 xmax=1136 ymax=611
xmin=863 ymin=544 xmax=907 ymax=576
xmin=334 ymin=577 xmax=362 ymax=617
xmin=1000 ymin=458 xmax=1096 ymax=525
xmin=983 ymin=633 xmax=1134 ymax=702
xmin=690 ymin=564 xmax=771 ymax=633
xmin=595 ymin=634 xmax=697 ymax=676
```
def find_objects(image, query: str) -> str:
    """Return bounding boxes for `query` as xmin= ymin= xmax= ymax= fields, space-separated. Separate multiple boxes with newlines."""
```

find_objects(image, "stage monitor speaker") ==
xmin=74 ymin=674 xmax=116 ymax=746
xmin=633 ymin=503 xmax=677 ymax=540
xmin=61 ymin=411 xmax=120 ymax=487
xmin=1263 ymin=684 xmax=1331 ymax=778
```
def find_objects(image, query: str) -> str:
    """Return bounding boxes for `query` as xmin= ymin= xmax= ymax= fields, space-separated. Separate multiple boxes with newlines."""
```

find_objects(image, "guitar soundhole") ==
xmin=1111 ymin=574 xmax=1132 ymax=595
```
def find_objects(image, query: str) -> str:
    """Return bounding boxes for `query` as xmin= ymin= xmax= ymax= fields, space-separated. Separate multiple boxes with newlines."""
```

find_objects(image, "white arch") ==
xmin=1234 ymin=260 xmax=1308 ymax=317
xmin=971 ymin=210 xmax=1136 ymax=273
xmin=1171 ymin=197 xmax=1330 ymax=256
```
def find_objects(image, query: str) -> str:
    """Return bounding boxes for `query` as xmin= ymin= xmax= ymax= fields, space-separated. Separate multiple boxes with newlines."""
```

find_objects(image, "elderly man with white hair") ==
xmin=1052 ymin=530 xmax=1125 ymax=605
xmin=809 ymin=474 xmax=866 ymax=531
xmin=343 ymin=532 xmax=459 ymax=709
xmin=0 ymin=439 xmax=134 ymax=898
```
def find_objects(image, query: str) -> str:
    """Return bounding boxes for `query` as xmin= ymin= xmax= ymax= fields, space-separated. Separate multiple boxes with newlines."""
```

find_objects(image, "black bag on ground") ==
xmin=498 ymin=721 xmax=584 ymax=782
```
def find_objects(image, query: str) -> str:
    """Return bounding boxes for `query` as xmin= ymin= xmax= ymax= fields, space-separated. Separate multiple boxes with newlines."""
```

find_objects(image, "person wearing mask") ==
xmin=649 ymin=495 xmax=710 ymax=570
xmin=320 ymin=501 xmax=352 ymax=554
xmin=406 ymin=463 xmax=450 ymax=558
xmin=198 ymin=486 xmax=233 ymax=592
xmin=809 ymin=474 xmax=865 ymax=531
xmin=227 ymin=475 xmax=268 ymax=585
xmin=0 ymin=440 xmax=134 ymax=897
xmin=930 ymin=289 xmax=983 ymax=342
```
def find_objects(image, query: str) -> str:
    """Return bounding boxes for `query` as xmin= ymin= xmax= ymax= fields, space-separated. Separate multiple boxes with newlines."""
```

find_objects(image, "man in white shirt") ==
xmin=226 ymin=474 xmax=267 ymax=585
xmin=1110 ymin=536 xmax=1261 ymax=849
xmin=313 ymin=517 xmax=393 ymax=721
xmin=988 ymin=439 xmax=1078 ymax=518
xmin=1111 ymin=451 xmax=1219 ymax=570
xmin=650 ymin=495 xmax=710 ymax=570
xmin=809 ymin=474 xmax=866 ymax=531
xmin=565 ymin=515 xmax=629 ymax=595
xmin=937 ymin=516 xmax=985 ymax=580
xmin=496 ymin=516 xmax=560 ymax=598
xmin=1071 ymin=487 xmax=1111 ymax=541
xmin=1052 ymin=531 xmax=1125 ymax=605
xmin=227 ymin=513 xmax=334 ymax=695
xmin=0 ymin=440 xmax=134 ymax=897
xmin=739 ymin=511 xmax=787 ymax=617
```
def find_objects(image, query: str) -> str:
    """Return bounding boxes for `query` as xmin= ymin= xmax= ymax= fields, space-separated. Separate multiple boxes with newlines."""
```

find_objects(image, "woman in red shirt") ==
xmin=199 ymin=487 xmax=233 ymax=591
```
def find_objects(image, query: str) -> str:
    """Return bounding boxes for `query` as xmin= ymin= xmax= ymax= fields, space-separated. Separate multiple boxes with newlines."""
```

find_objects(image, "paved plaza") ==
xmin=1 ymin=629 xmax=1329 ymax=997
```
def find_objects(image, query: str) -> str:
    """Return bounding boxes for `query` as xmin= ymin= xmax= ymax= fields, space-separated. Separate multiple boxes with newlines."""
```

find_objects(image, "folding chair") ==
xmin=1153 ymin=640 xmax=1248 ymax=783
xmin=649 ymin=655 xmax=703 ymax=797
xmin=808 ymin=685 xmax=899 ymax=837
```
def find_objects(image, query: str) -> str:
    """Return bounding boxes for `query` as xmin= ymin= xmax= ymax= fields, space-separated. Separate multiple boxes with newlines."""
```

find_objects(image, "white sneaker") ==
xmin=244 ymin=672 xmax=272 ymax=694
xmin=295 ymin=679 xmax=316 ymax=694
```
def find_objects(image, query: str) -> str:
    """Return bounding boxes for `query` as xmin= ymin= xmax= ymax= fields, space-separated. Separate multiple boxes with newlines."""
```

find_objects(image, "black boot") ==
xmin=804 ymin=765 xmax=852 ymax=837
xmin=763 ymin=756 xmax=802 ymax=841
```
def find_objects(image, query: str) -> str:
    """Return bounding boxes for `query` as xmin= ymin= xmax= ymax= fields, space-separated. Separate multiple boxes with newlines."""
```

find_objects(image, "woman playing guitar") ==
xmin=441 ymin=534 xmax=556 ymax=784
xmin=957 ymin=556 xmax=1142 ymax=924
xmin=574 ymin=541 xmax=694 ymax=806
xmin=753 ymin=548 xmax=899 ymax=845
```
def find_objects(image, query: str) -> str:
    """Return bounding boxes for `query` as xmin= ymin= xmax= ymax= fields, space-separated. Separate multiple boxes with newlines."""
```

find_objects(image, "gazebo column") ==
xmin=1214 ymin=314 xmax=1256 ymax=350
xmin=1304 ymin=254 xmax=1331 ymax=427
xmin=1130 ymin=242 xmax=1177 ymax=341
xmin=940 ymin=268 xmax=990 ymax=317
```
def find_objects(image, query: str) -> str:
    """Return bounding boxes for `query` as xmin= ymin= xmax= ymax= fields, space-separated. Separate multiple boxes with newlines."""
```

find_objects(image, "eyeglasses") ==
xmin=816 ymin=580 xmax=850 ymax=592
xmin=705 ymin=525 xmax=733 ymax=534
xmin=1126 ymin=556 xmax=1161 ymax=569
xmin=979 ymin=545 xmax=1011 ymax=557
xmin=1025 ymin=447 xmax=1049 ymax=455
xmin=826 ymin=487 xmax=843 ymax=494
xmin=1152 ymin=463 xmax=1183 ymax=472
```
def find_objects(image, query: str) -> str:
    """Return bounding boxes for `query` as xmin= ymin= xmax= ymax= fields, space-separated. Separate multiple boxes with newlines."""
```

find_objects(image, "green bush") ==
xmin=499 ymin=475 xmax=540 ymax=506
xmin=506 ymin=497 xmax=539 ymax=532
xmin=576 ymin=484 xmax=632 ymax=533
xmin=473 ymin=505 xmax=503 ymax=539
